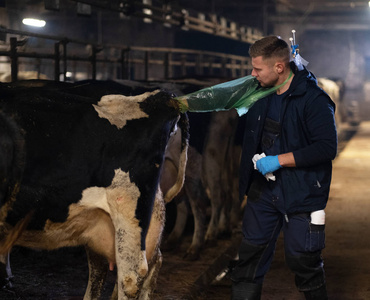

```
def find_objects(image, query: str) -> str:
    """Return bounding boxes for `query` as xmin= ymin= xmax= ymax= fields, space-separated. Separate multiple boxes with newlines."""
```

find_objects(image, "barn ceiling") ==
xmin=272 ymin=0 xmax=370 ymax=31
xmin=3 ymin=0 xmax=370 ymax=31
xmin=163 ymin=0 xmax=370 ymax=32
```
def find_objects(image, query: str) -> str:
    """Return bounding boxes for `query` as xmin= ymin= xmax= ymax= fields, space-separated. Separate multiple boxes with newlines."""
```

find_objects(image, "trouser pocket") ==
xmin=305 ymin=224 xmax=325 ymax=252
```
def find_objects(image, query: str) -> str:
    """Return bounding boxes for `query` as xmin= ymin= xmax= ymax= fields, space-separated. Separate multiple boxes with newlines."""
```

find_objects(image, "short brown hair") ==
xmin=249 ymin=35 xmax=290 ymax=65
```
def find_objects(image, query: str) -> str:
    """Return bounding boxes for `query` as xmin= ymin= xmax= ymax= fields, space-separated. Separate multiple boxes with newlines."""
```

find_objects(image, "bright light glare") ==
xmin=22 ymin=18 xmax=46 ymax=27
xmin=369 ymin=1 xmax=370 ymax=7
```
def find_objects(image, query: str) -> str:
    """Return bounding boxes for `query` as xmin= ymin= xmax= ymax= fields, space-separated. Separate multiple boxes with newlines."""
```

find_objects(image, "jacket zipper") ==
xmin=280 ymin=94 xmax=291 ymax=221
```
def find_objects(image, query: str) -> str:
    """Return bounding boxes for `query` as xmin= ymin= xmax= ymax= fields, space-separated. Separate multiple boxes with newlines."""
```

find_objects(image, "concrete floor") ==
xmin=194 ymin=121 xmax=370 ymax=300
xmin=255 ymin=121 xmax=370 ymax=299
xmin=324 ymin=121 xmax=370 ymax=300
xmin=1 ymin=122 xmax=369 ymax=300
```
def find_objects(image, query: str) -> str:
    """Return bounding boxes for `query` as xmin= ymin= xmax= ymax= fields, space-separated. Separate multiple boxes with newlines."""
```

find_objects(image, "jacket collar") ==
xmin=286 ymin=66 xmax=317 ymax=97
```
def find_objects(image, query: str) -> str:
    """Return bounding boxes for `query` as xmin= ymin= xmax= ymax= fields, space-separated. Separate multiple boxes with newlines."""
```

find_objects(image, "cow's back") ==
xmin=0 ymin=81 xmax=179 ymax=240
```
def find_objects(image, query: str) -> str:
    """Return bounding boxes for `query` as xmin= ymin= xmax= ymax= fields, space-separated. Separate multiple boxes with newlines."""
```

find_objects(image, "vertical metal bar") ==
xmin=168 ymin=52 xmax=172 ymax=79
xmin=62 ymin=41 xmax=67 ymax=81
xmin=54 ymin=42 xmax=60 ymax=81
xmin=221 ymin=56 xmax=227 ymax=78
xmin=231 ymin=58 xmax=236 ymax=78
xmin=120 ymin=49 xmax=125 ymax=79
xmin=127 ymin=49 xmax=131 ymax=80
xmin=91 ymin=46 xmax=97 ymax=80
xmin=181 ymin=54 xmax=186 ymax=77
xmin=36 ymin=58 xmax=41 ymax=79
xmin=208 ymin=57 xmax=213 ymax=76
xmin=121 ymin=48 xmax=130 ymax=79
xmin=10 ymin=37 xmax=18 ymax=82
xmin=196 ymin=53 xmax=203 ymax=76
xmin=164 ymin=52 xmax=169 ymax=79
xmin=240 ymin=59 xmax=244 ymax=77
xmin=72 ymin=60 xmax=77 ymax=82
xmin=144 ymin=51 xmax=149 ymax=81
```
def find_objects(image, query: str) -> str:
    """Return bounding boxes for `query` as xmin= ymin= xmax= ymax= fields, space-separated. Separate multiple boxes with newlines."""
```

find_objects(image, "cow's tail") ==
xmin=0 ymin=211 xmax=33 ymax=254
xmin=163 ymin=113 xmax=189 ymax=203
xmin=0 ymin=110 xmax=28 ymax=254
xmin=0 ymin=110 xmax=25 ymax=221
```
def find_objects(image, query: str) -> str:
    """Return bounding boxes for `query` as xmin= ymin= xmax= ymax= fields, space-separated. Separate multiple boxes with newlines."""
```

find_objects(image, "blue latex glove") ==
xmin=256 ymin=155 xmax=282 ymax=176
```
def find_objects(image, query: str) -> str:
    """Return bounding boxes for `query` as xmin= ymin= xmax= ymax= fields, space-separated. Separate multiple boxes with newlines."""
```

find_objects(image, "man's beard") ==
xmin=260 ymin=78 xmax=278 ymax=88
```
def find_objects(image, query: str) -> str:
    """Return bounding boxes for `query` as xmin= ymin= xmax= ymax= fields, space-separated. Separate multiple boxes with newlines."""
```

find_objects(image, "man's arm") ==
xmin=278 ymin=152 xmax=296 ymax=167
xmin=292 ymin=95 xmax=337 ymax=167
xmin=256 ymin=152 xmax=296 ymax=176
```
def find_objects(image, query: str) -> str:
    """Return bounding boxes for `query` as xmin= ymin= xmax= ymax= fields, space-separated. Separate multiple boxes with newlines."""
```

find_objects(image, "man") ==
xmin=230 ymin=35 xmax=337 ymax=299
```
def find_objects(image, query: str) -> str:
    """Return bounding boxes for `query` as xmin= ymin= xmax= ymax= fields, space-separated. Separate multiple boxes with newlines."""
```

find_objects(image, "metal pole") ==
xmin=144 ymin=51 xmax=149 ymax=81
xmin=208 ymin=57 xmax=213 ymax=76
xmin=10 ymin=37 xmax=18 ymax=82
xmin=62 ymin=40 xmax=67 ymax=81
xmin=221 ymin=56 xmax=227 ymax=78
xmin=91 ymin=46 xmax=97 ymax=80
xmin=240 ymin=59 xmax=245 ymax=77
xmin=181 ymin=54 xmax=186 ymax=77
xmin=164 ymin=52 xmax=169 ymax=79
xmin=196 ymin=53 xmax=202 ymax=76
xmin=54 ymin=42 xmax=60 ymax=81
xmin=120 ymin=48 xmax=131 ymax=79
xmin=120 ymin=49 xmax=125 ymax=79
xmin=230 ymin=58 xmax=236 ymax=78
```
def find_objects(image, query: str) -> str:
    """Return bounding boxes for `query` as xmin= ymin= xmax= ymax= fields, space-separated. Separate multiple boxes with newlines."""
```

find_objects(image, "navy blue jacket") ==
xmin=239 ymin=68 xmax=337 ymax=214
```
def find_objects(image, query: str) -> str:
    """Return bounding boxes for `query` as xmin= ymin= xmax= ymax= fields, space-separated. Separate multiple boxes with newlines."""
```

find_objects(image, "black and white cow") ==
xmin=0 ymin=80 xmax=189 ymax=299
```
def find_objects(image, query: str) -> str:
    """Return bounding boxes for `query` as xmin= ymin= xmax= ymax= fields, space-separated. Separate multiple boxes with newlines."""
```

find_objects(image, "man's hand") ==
xmin=256 ymin=155 xmax=282 ymax=176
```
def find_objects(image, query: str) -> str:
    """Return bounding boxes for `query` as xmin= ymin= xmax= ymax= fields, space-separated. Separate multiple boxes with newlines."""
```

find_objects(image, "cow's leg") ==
xmin=0 ymin=253 xmax=13 ymax=289
xmin=106 ymin=170 xmax=163 ymax=299
xmin=203 ymin=111 xmax=236 ymax=245
xmin=218 ymin=201 xmax=231 ymax=238
xmin=110 ymin=212 xmax=147 ymax=299
xmin=9 ymin=205 xmax=116 ymax=298
xmin=181 ymin=146 xmax=207 ymax=260
xmin=110 ymin=283 xmax=118 ymax=300
xmin=139 ymin=187 xmax=166 ymax=299
xmin=139 ymin=249 xmax=162 ymax=300
xmin=217 ymin=124 xmax=242 ymax=239
xmin=203 ymin=154 xmax=223 ymax=245
xmin=162 ymin=196 xmax=188 ymax=251
xmin=183 ymin=177 xmax=207 ymax=260
xmin=229 ymin=146 xmax=242 ymax=230
xmin=84 ymin=246 xmax=109 ymax=300
xmin=218 ymin=158 xmax=232 ymax=238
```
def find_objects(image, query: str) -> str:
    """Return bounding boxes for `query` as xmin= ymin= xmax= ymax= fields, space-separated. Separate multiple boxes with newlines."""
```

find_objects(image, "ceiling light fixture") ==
xmin=22 ymin=18 xmax=46 ymax=28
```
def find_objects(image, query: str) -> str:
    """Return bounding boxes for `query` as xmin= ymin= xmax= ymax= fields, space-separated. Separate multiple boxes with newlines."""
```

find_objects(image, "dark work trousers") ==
xmin=231 ymin=183 xmax=326 ymax=293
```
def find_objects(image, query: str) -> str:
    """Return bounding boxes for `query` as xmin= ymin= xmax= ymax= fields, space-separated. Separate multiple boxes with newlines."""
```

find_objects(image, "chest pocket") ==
xmin=261 ymin=117 xmax=281 ymax=153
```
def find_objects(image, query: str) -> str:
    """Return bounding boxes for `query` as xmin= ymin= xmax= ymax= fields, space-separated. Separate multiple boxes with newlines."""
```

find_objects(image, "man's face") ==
xmin=251 ymin=56 xmax=279 ymax=88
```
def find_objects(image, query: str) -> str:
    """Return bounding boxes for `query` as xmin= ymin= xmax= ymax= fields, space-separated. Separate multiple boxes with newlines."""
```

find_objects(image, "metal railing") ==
xmin=70 ymin=0 xmax=264 ymax=44
xmin=0 ymin=28 xmax=252 ymax=82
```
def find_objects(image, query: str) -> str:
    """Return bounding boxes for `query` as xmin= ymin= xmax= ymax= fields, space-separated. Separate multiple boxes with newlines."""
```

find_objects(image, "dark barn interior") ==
xmin=1 ymin=1 xmax=370 ymax=299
